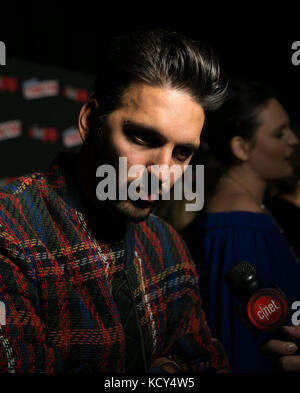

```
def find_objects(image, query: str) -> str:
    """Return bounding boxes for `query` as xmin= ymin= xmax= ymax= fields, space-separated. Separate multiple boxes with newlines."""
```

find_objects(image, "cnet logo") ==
xmin=247 ymin=289 xmax=289 ymax=331
xmin=247 ymin=295 xmax=300 ymax=329
xmin=256 ymin=299 xmax=280 ymax=321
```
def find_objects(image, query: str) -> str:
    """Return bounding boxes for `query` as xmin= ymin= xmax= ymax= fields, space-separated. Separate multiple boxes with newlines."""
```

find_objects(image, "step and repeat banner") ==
xmin=0 ymin=58 xmax=95 ymax=184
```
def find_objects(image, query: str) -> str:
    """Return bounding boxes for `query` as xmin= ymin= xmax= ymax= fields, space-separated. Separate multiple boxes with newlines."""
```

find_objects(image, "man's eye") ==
xmin=132 ymin=133 xmax=161 ymax=147
xmin=133 ymin=133 xmax=149 ymax=144
xmin=174 ymin=149 xmax=192 ymax=162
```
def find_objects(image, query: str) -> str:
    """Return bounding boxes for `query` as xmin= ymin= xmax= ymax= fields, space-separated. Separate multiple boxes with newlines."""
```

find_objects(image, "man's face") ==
xmin=91 ymin=83 xmax=205 ymax=222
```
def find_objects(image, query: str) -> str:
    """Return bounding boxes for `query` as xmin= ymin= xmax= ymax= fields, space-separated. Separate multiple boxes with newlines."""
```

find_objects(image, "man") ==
xmin=0 ymin=30 xmax=229 ymax=373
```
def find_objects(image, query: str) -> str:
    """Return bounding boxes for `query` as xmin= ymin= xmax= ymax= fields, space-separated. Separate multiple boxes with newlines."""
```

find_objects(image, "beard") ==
xmin=79 ymin=125 xmax=160 ymax=224
xmin=111 ymin=198 xmax=159 ymax=223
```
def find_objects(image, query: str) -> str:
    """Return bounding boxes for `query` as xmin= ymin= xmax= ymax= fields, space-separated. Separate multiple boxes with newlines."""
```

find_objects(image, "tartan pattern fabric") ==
xmin=0 ymin=153 xmax=229 ymax=373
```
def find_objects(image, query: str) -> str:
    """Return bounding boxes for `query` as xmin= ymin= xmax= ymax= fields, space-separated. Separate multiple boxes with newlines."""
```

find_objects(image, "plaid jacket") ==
xmin=0 ymin=153 xmax=229 ymax=373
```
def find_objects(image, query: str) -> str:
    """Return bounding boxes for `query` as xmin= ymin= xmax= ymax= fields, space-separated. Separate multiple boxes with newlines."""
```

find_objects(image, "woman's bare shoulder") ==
xmin=205 ymin=192 xmax=263 ymax=213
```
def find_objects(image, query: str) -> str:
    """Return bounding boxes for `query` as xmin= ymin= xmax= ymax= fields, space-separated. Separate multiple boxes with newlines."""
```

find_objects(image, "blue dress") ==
xmin=183 ymin=211 xmax=300 ymax=373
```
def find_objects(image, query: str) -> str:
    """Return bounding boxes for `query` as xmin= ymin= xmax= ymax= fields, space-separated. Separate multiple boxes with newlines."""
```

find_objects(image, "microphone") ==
xmin=225 ymin=262 xmax=290 ymax=331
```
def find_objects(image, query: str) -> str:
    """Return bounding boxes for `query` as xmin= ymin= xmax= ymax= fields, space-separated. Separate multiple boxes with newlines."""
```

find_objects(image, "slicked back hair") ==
xmin=92 ymin=29 xmax=228 ymax=116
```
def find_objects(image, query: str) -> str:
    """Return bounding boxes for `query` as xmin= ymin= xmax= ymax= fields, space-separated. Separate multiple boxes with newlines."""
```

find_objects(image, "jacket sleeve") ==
xmin=0 ymin=210 xmax=63 ymax=373
xmin=158 ymin=221 xmax=230 ymax=373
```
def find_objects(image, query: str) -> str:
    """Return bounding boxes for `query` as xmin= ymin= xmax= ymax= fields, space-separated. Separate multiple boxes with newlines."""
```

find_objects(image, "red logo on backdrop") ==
xmin=62 ymin=86 xmax=89 ymax=102
xmin=0 ymin=76 xmax=19 ymax=93
xmin=22 ymin=79 xmax=59 ymax=99
xmin=247 ymin=288 xmax=289 ymax=331
xmin=28 ymin=126 xmax=59 ymax=143
xmin=62 ymin=127 xmax=82 ymax=148
xmin=0 ymin=120 xmax=22 ymax=141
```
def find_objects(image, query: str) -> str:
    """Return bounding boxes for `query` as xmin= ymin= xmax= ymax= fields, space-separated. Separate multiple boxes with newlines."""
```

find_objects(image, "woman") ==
xmin=183 ymin=80 xmax=300 ymax=373
xmin=265 ymin=128 xmax=300 ymax=260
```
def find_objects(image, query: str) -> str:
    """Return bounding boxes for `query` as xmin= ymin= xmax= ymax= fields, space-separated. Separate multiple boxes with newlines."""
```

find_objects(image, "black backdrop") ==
xmin=1 ymin=1 xmax=300 ymax=178
xmin=0 ymin=58 xmax=94 ymax=182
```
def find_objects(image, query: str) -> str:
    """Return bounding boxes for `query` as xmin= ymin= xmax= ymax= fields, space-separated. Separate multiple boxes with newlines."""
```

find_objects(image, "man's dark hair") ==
xmin=92 ymin=29 xmax=228 ymax=116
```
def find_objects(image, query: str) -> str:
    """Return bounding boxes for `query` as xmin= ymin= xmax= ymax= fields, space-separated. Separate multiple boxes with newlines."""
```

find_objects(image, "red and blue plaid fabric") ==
xmin=0 ymin=153 xmax=229 ymax=373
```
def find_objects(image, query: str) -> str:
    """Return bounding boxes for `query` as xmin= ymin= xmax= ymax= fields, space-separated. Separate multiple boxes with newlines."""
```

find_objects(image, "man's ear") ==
xmin=230 ymin=136 xmax=252 ymax=162
xmin=78 ymin=98 xmax=100 ymax=143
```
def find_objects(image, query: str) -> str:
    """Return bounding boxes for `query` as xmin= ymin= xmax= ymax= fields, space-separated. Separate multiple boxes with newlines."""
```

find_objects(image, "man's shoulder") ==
xmin=0 ymin=152 xmax=75 ymax=203
xmin=0 ymin=171 xmax=51 ymax=205
xmin=0 ymin=170 xmax=60 ymax=225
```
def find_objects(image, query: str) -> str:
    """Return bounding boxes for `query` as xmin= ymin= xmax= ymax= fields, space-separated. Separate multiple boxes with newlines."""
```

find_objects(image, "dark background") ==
xmin=1 ymin=1 xmax=300 ymax=177
xmin=2 ymin=2 xmax=300 ymax=100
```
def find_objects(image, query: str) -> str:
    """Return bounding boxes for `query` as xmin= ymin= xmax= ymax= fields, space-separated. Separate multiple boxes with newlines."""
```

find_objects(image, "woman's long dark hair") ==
xmin=203 ymin=79 xmax=279 ymax=168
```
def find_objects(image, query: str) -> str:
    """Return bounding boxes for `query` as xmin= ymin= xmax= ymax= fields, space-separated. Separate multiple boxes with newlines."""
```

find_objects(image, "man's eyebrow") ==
xmin=123 ymin=120 xmax=200 ymax=151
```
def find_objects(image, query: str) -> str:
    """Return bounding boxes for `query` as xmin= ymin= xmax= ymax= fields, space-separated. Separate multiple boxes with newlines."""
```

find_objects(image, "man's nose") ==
xmin=146 ymin=147 xmax=174 ymax=182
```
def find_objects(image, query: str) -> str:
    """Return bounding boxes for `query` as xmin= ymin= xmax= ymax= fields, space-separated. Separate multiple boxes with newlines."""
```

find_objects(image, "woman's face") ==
xmin=247 ymin=98 xmax=298 ymax=180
